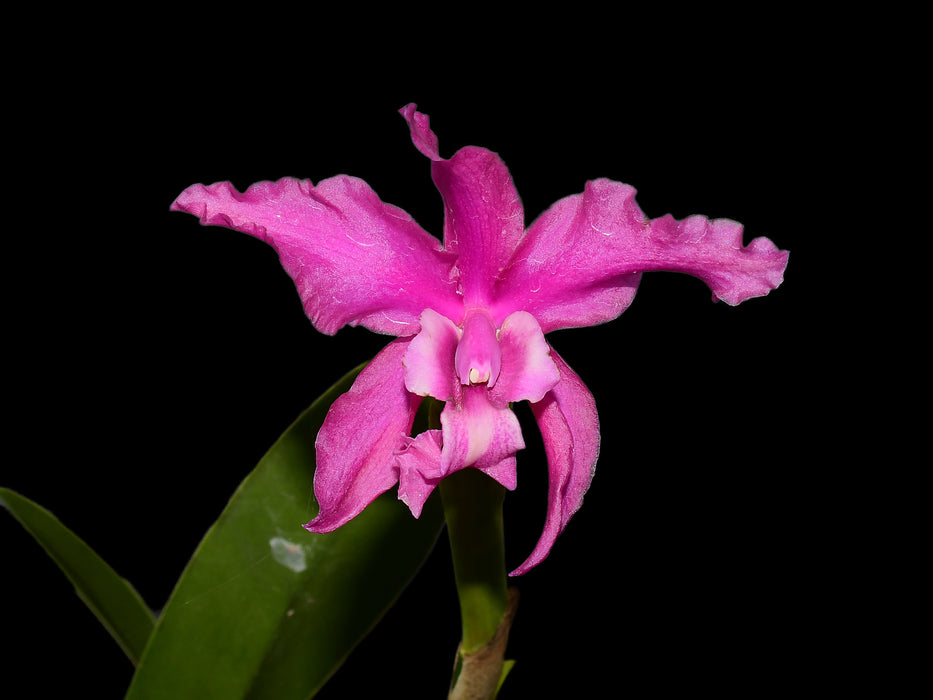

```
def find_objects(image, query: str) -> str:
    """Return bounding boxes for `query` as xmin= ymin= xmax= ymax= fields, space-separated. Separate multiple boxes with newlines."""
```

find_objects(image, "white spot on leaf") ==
xmin=269 ymin=537 xmax=307 ymax=573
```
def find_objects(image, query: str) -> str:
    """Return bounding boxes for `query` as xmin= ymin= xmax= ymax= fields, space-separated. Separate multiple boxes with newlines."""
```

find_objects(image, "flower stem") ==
xmin=441 ymin=468 xmax=518 ymax=699
xmin=440 ymin=467 xmax=510 ymax=654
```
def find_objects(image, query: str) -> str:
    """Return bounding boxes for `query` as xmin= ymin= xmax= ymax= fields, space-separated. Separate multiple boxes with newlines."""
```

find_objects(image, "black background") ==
xmin=4 ymin=9 xmax=883 ymax=698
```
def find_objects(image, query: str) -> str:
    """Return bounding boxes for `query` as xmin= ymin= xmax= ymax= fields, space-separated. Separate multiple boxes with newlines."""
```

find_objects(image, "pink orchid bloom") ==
xmin=171 ymin=104 xmax=788 ymax=575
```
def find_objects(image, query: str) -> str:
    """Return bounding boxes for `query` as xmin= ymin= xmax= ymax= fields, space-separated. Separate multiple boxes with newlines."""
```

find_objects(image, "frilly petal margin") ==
xmin=396 ymin=430 xmax=444 ymax=519
xmin=305 ymin=338 xmax=420 ymax=533
xmin=494 ymin=178 xmax=788 ymax=333
xmin=171 ymin=176 xmax=462 ymax=336
xmin=646 ymin=212 xmax=788 ymax=305
xmin=511 ymin=350 xmax=599 ymax=576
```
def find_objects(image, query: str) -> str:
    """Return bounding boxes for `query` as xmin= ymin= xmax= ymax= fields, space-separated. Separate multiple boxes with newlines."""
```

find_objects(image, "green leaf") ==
xmin=125 ymin=364 xmax=445 ymax=700
xmin=0 ymin=487 xmax=156 ymax=666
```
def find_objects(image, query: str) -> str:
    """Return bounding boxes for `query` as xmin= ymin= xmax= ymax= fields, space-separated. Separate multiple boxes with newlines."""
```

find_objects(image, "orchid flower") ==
xmin=171 ymin=104 xmax=788 ymax=576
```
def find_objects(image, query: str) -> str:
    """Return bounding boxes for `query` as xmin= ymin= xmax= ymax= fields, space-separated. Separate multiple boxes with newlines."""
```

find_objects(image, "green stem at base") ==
xmin=440 ymin=467 xmax=510 ymax=653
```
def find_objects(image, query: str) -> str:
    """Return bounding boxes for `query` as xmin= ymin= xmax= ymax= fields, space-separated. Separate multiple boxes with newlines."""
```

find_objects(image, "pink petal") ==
xmin=400 ymin=104 xmax=524 ymax=307
xmin=489 ymin=311 xmax=560 ymax=405
xmin=511 ymin=351 xmax=599 ymax=576
xmin=396 ymin=430 xmax=444 ymax=519
xmin=440 ymin=385 xmax=523 ymax=489
xmin=494 ymin=178 xmax=788 ymax=332
xmin=646 ymin=212 xmax=788 ymax=305
xmin=403 ymin=308 xmax=461 ymax=401
xmin=171 ymin=176 xmax=462 ymax=336
xmin=398 ymin=103 xmax=440 ymax=160
xmin=305 ymin=338 xmax=419 ymax=532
